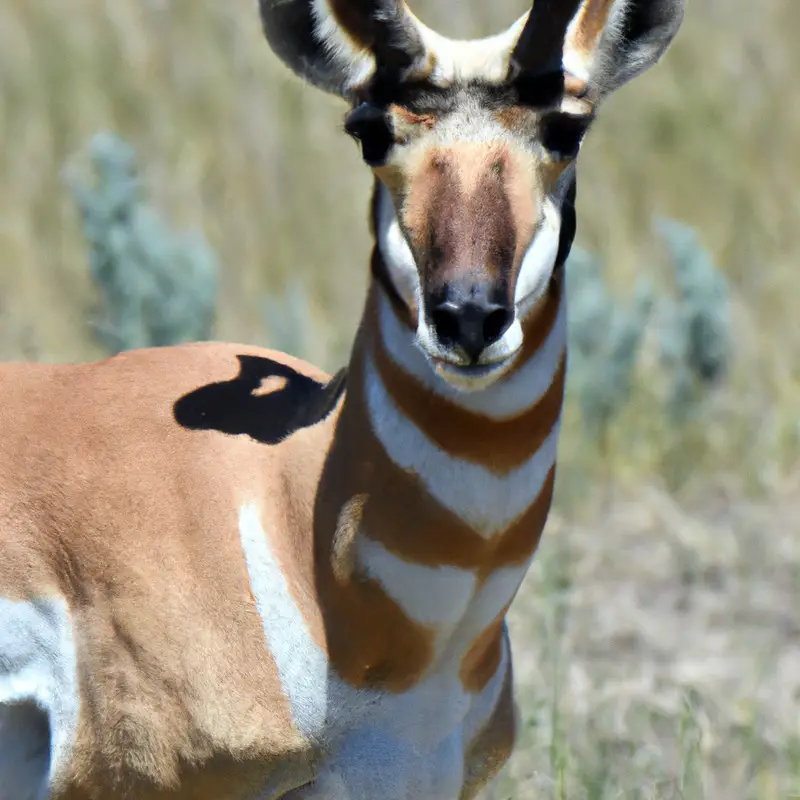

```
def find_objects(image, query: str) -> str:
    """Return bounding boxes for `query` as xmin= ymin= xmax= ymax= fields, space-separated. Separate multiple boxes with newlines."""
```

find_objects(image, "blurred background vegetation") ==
xmin=1 ymin=1 xmax=798 ymax=797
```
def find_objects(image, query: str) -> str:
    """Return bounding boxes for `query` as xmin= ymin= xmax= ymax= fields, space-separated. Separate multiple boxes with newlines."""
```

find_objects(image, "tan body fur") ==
xmin=0 ymin=344 xmax=323 ymax=797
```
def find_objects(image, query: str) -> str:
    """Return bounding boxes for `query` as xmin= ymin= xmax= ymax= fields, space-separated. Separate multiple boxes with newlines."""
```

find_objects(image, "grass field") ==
xmin=1 ymin=1 xmax=798 ymax=796
xmin=486 ymin=484 xmax=800 ymax=799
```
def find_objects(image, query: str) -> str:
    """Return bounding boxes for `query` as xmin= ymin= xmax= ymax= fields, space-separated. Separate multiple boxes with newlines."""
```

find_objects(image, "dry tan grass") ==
xmin=487 ymin=478 xmax=800 ymax=798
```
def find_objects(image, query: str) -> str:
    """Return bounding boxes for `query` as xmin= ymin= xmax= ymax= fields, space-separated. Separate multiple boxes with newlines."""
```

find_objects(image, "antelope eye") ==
xmin=539 ymin=112 xmax=593 ymax=160
xmin=344 ymin=103 xmax=395 ymax=166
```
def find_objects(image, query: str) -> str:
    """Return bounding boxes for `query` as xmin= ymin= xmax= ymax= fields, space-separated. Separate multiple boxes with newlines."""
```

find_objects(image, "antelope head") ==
xmin=259 ymin=0 xmax=684 ymax=390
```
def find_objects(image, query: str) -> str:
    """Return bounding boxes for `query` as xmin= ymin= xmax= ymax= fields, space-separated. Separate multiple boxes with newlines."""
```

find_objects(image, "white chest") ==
xmin=275 ymin=641 xmax=509 ymax=800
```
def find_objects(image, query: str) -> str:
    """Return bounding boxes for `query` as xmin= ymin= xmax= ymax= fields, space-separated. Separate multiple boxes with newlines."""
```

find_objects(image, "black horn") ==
xmin=510 ymin=0 xmax=583 ymax=81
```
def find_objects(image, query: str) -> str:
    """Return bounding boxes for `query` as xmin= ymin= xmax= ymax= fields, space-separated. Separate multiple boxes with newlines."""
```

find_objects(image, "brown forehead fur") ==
xmin=366 ymin=77 xmax=577 ymax=310
xmin=397 ymin=142 xmax=539 ymax=299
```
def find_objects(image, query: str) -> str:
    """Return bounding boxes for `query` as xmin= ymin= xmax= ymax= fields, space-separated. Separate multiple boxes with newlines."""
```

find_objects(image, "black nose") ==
xmin=430 ymin=292 xmax=513 ymax=362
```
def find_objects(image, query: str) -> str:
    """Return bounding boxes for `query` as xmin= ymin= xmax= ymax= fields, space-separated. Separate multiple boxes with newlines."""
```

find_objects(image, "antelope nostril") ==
xmin=482 ymin=307 xmax=512 ymax=347
xmin=430 ymin=305 xmax=461 ymax=348
xmin=430 ymin=295 xmax=513 ymax=363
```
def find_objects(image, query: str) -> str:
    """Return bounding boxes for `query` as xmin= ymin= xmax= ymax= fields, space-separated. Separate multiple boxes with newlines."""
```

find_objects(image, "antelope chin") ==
xmin=429 ymin=354 xmax=517 ymax=392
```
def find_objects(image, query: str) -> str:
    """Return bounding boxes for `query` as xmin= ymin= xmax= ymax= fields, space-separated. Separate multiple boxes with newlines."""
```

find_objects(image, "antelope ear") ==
xmin=258 ymin=0 xmax=425 ymax=98
xmin=564 ymin=0 xmax=684 ymax=102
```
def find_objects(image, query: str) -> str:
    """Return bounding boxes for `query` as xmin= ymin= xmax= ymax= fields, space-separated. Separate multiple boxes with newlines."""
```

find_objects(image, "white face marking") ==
xmin=238 ymin=505 xmax=513 ymax=798
xmin=363 ymin=353 xmax=560 ymax=535
xmin=375 ymin=184 xmax=421 ymax=313
xmin=0 ymin=596 xmax=79 ymax=800
xmin=357 ymin=538 xmax=477 ymax=630
xmin=378 ymin=285 xmax=567 ymax=421
xmin=514 ymin=197 xmax=563 ymax=315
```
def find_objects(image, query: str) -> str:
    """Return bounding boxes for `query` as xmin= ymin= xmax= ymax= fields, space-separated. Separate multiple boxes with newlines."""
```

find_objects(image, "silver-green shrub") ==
xmin=565 ymin=219 xmax=732 ymax=437
xmin=65 ymin=132 xmax=219 ymax=354
xmin=566 ymin=247 xmax=654 ymax=444
xmin=656 ymin=217 xmax=733 ymax=423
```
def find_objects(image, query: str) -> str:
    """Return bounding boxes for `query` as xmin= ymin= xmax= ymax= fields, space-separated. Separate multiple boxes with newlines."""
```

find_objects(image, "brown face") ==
xmin=345 ymin=83 xmax=589 ymax=386
xmin=259 ymin=0 xmax=685 ymax=386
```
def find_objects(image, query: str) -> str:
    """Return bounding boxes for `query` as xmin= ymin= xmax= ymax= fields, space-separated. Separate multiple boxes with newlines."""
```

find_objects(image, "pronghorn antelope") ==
xmin=0 ymin=0 xmax=683 ymax=797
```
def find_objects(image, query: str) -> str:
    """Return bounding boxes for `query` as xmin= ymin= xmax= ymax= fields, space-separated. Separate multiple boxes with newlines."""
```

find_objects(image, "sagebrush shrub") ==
xmin=565 ymin=219 xmax=732 ymax=438
xmin=65 ymin=132 xmax=219 ymax=353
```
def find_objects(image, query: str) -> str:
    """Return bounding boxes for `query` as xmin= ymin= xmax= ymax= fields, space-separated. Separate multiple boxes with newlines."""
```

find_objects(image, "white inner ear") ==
xmin=310 ymin=0 xmax=375 ymax=90
xmin=562 ymin=39 xmax=592 ymax=89
xmin=375 ymin=184 xmax=421 ymax=311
